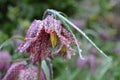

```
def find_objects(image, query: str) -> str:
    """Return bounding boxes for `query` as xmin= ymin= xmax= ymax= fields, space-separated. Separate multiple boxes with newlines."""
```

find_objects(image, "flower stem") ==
xmin=37 ymin=59 xmax=42 ymax=80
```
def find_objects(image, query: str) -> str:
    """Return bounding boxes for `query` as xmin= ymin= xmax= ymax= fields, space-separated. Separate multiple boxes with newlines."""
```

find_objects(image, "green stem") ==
xmin=37 ymin=59 xmax=42 ymax=80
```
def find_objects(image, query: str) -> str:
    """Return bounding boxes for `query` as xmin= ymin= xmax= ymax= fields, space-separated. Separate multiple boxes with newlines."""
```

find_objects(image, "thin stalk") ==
xmin=46 ymin=9 xmax=111 ymax=60
xmin=37 ymin=59 xmax=42 ymax=80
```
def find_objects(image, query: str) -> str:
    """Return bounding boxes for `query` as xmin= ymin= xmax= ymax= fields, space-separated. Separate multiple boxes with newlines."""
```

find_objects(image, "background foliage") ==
xmin=0 ymin=0 xmax=120 ymax=80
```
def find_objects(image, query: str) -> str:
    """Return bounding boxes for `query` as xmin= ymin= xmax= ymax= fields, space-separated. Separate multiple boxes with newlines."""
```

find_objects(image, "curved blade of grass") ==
xmin=60 ymin=18 xmax=84 ymax=60
xmin=46 ymin=9 xmax=110 ymax=60
xmin=0 ymin=57 xmax=29 ymax=63
xmin=0 ymin=39 xmax=12 ymax=50
xmin=12 ymin=36 xmax=24 ymax=40
xmin=0 ymin=36 xmax=24 ymax=50
xmin=11 ymin=58 xmax=29 ymax=62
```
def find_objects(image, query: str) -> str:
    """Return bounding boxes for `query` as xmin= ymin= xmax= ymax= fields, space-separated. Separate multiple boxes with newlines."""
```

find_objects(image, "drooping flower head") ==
xmin=18 ymin=15 xmax=76 ymax=62
xmin=18 ymin=66 xmax=46 ymax=80
xmin=2 ymin=61 xmax=27 ymax=80
xmin=3 ymin=60 xmax=52 ymax=80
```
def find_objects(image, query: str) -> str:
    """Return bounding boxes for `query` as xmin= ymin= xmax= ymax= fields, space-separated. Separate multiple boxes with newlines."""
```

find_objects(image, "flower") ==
xmin=2 ymin=61 xmax=27 ymax=80
xmin=0 ymin=50 xmax=11 ymax=72
xmin=2 ymin=60 xmax=51 ymax=80
xmin=18 ymin=66 xmax=46 ymax=80
xmin=18 ymin=15 xmax=76 ymax=62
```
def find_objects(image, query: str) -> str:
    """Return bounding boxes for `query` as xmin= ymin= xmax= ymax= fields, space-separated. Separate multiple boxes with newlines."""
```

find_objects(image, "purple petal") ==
xmin=2 ymin=61 xmax=27 ymax=80
xmin=0 ymin=51 xmax=11 ymax=72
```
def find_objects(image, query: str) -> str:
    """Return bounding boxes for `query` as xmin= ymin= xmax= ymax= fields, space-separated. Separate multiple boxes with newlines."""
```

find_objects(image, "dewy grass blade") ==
xmin=0 ymin=36 xmax=24 ymax=50
xmin=46 ymin=9 xmax=111 ymax=61
xmin=60 ymin=18 xmax=84 ymax=60
xmin=0 ymin=39 xmax=12 ymax=50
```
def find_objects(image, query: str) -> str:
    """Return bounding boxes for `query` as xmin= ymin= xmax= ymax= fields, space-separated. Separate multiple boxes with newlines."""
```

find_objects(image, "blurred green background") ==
xmin=0 ymin=0 xmax=120 ymax=80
